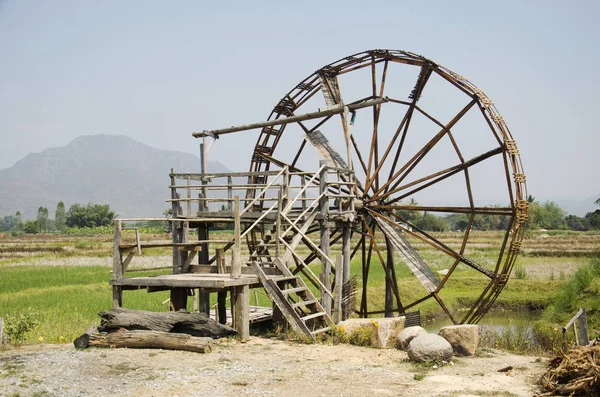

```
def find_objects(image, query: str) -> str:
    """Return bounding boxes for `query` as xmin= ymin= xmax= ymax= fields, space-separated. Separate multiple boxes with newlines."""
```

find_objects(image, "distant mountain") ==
xmin=0 ymin=135 xmax=230 ymax=219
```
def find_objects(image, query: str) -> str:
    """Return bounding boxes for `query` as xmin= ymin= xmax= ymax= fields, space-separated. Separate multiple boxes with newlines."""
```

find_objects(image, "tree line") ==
xmin=0 ymin=202 xmax=115 ymax=235
xmin=395 ymin=196 xmax=600 ymax=232
xmin=1 ymin=197 xmax=599 ymax=235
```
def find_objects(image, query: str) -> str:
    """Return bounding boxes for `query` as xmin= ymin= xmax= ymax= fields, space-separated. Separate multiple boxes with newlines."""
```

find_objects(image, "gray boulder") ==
xmin=395 ymin=326 xmax=428 ymax=350
xmin=439 ymin=324 xmax=480 ymax=356
xmin=406 ymin=334 xmax=454 ymax=362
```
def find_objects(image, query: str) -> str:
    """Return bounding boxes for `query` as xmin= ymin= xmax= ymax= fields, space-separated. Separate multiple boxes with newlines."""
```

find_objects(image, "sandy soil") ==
xmin=0 ymin=337 xmax=547 ymax=397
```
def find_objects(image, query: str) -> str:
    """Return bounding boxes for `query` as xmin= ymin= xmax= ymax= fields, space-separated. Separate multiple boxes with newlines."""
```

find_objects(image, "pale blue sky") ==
xmin=0 ymin=0 xmax=598 ymax=206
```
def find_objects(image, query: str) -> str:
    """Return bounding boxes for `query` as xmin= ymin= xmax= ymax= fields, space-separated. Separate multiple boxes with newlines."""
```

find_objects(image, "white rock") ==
xmin=406 ymin=334 xmax=454 ymax=362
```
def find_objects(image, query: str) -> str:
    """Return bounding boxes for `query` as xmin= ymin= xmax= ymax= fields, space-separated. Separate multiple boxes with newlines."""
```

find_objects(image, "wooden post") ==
xmin=301 ymin=175 xmax=307 ymax=211
xmin=227 ymin=175 xmax=233 ymax=212
xmin=198 ymin=223 xmax=210 ymax=315
xmin=276 ymin=189 xmax=282 ymax=258
xmin=385 ymin=238 xmax=394 ymax=317
xmin=283 ymin=166 xmax=290 ymax=209
xmin=333 ymin=256 xmax=343 ymax=323
xmin=186 ymin=176 xmax=191 ymax=217
xmin=112 ymin=219 xmax=123 ymax=308
xmin=197 ymin=140 xmax=210 ymax=316
xmin=319 ymin=161 xmax=332 ymax=315
xmin=170 ymin=289 xmax=188 ymax=312
xmin=231 ymin=285 xmax=249 ymax=339
xmin=232 ymin=196 xmax=242 ymax=278
xmin=578 ymin=308 xmax=589 ymax=346
xmin=342 ymin=224 xmax=351 ymax=320
xmin=200 ymin=140 xmax=208 ymax=212
xmin=216 ymin=248 xmax=227 ymax=325
xmin=170 ymin=207 xmax=187 ymax=311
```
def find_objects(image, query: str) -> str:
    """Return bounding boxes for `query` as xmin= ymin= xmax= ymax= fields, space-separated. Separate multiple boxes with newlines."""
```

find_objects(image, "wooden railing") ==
xmin=112 ymin=164 xmax=356 ymax=284
xmin=167 ymin=165 xmax=355 ymax=218
xmin=563 ymin=308 xmax=589 ymax=348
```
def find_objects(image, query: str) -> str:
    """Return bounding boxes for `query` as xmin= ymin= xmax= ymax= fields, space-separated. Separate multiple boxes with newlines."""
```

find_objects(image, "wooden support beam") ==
xmin=197 ymin=222 xmax=210 ymax=315
xmin=112 ymin=220 xmax=123 ymax=308
xmin=232 ymin=196 xmax=242 ymax=278
xmin=333 ymin=255 xmax=343 ymax=324
xmin=231 ymin=285 xmax=249 ymax=340
xmin=385 ymin=238 xmax=395 ymax=318
xmin=193 ymin=97 xmax=387 ymax=137
xmin=216 ymin=249 xmax=227 ymax=325
xmin=170 ymin=288 xmax=188 ymax=312
xmin=319 ymin=161 xmax=332 ymax=315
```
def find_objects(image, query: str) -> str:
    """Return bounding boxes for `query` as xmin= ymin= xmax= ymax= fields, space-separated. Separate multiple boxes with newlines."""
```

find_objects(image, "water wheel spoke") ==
xmin=369 ymin=205 xmax=513 ymax=216
xmin=372 ymin=145 xmax=504 ymax=205
xmin=371 ymin=211 xmax=439 ymax=293
xmin=362 ymin=219 xmax=403 ymax=312
xmin=372 ymin=98 xmax=478 ymax=200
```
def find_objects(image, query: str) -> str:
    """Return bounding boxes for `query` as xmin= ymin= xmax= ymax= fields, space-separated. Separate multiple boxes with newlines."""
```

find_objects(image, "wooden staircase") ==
xmin=251 ymin=258 xmax=333 ymax=342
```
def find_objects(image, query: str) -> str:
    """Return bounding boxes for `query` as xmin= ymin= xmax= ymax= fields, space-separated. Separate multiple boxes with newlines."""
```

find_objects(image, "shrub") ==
xmin=4 ymin=308 xmax=41 ymax=344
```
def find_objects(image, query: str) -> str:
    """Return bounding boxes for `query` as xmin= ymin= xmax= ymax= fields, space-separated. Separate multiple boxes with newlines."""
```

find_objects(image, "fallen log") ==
xmin=75 ymin=329 xmax=212 ymax=353
xmin=97 ymin=307 xmax=236 ymax=338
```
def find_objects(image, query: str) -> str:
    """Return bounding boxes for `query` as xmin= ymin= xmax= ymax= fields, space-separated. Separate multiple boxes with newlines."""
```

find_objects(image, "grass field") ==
xmin=1 ymin=229 xmax=598 ymax=344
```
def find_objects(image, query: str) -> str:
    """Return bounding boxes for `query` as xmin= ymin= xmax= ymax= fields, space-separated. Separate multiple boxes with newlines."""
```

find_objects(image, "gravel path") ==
xmin=1 ymin=338 xmax=547 ymax=397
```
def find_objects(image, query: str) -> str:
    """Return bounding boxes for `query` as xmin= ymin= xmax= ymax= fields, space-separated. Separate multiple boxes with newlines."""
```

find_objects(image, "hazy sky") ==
xmin=0 ymin=0 xmax=598 ymax=202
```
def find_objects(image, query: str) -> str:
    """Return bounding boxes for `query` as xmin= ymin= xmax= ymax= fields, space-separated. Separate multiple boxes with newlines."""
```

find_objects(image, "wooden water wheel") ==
xmin=240 ymin=49 xmax=528 ymax=324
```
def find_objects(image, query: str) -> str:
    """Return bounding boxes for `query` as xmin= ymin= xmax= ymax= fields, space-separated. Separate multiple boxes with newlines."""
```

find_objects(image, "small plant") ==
xmin=347 ymin=326 xmax=375 ymax=347
xmin=514 ymin=264 xmax=527 ymax=280
xmin=4 ymin=308 xmax=41 ymax=344
xmin=413 ymin=373 xmax=426 ymax=381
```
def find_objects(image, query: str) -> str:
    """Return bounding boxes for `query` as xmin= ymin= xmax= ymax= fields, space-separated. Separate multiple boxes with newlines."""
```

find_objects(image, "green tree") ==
xmin=55 ymin=201 xmax=66 ymax=232
xmin=565 ymin=215 xmax=590 ymax=231
xmin=23 ymin=220 xmax=38 ymax=234
xmin=14 ymin=211 xmax=23 ymax=231
xmin=414 ymin=212 xmax=449 ymax=232
xmin=0 ymin=215 xmax=15 ymax=232
xmin=585 ymin=210 xmax=600 ymax=230
xmin=66 ymin=203 xmax=115 ymax=228
xmin=36 ymin=206 xmax=49 ymax=233
xmin=528 ymin=201 xmax=567 ymax=230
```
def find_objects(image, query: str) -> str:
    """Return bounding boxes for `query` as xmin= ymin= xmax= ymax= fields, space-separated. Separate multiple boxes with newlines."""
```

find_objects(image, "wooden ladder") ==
xmin=251 ymin=258 xmax=333 ymax=342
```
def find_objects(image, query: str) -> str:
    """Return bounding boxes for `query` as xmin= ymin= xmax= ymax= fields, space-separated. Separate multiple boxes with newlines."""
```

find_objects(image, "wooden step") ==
xmin=271 ymin=276 xmax=298 ymax=283
xmin=280 ymin=286 xmax=307 ymax=295
xmin=301 ymin=312 xmax=326 ymax=321
xmin=310 ymin=326 xmax=331 ymax=336
xmin=291 ymin=299 xmax=317 ymax=309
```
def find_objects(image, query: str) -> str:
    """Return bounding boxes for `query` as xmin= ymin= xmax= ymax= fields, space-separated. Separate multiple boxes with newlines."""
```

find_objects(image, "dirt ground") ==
xmin=0 ymin=337 xmax=547 ymax=397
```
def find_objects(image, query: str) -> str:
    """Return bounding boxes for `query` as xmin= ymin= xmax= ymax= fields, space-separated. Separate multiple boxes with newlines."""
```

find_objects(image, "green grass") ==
xmin=1 ymin=230 xmax=597 ymax=345
xmin=0 ymin=266 xmax=177 ymax=343
xmin=540 ymin=257 xmax=600 ymax=339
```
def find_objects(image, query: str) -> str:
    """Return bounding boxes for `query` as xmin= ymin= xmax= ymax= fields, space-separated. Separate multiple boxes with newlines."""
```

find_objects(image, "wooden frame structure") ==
xmin=111 ymin=162 xmax=354 ymax=340
xmin=111 ymin=48 xmax=528 ymax=339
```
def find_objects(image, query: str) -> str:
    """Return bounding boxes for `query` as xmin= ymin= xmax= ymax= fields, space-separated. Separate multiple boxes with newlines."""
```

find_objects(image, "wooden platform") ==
xmin=110 ymin=273 xmax=260 ymax=289
xmin=210 ymin=306 xmax=273 ymax=325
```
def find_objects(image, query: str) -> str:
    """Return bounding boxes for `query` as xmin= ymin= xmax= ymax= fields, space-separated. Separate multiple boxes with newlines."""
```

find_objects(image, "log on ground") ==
xmin=75 ymin=329 xmax=212 ymax=353
xmin=97 ymin=307 xmax=236 ymax=338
